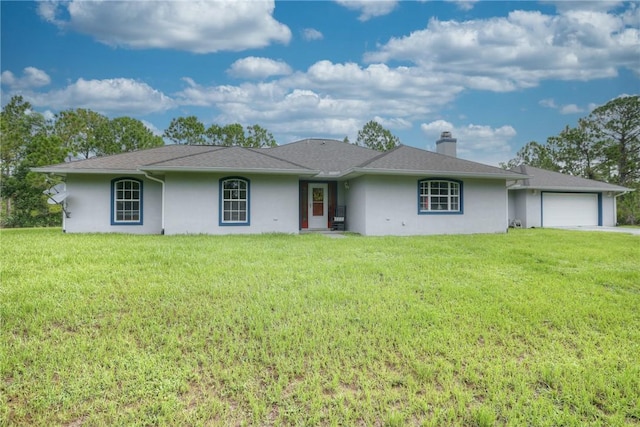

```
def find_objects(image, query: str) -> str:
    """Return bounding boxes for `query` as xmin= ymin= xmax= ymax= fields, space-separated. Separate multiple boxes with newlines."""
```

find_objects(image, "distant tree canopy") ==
xmin=501 ymin=95 xmax=640 ymax=224
xmin=53 ymin=109 xmax=164 ymax=159
xmin=102 ymin=116 xmax=164 ymax=155
xmin=163 ymin=116 xmax=277 ymax=148
xmin=355 ymin=120 xmax=401 ymax=151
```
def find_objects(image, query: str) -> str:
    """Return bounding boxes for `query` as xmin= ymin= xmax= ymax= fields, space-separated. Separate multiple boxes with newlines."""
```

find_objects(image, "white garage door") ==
xmin=542 ymin=193 xmax=599 ymax=227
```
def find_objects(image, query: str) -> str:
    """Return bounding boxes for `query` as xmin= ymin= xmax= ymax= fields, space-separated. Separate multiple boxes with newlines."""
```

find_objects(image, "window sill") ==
xmin=418 ymin=211 xmax=463 ymax=215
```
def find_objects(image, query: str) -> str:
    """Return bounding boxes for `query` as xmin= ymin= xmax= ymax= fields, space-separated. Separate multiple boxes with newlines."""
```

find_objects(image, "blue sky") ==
xmin=1 ymin=1 xmax=638 ymax=165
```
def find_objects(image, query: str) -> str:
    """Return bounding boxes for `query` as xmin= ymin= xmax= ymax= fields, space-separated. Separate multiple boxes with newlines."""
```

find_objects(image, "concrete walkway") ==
xmin=552 ymin=226 xmax=640 ymax=235
xmin=300 ymin=229 xmax=347 ymax=238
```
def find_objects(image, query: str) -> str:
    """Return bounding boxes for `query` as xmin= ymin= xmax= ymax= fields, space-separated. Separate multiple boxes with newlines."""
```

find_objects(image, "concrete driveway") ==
xmin=552 ymin=226 xmax=640 ymax=235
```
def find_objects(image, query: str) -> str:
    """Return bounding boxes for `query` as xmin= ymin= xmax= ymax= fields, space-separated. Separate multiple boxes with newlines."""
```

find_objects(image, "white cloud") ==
xmin=446 ymin=0 xmax=479 ymax=12
xmin=176 ymin=59 xmax=466 ymax=141
xmin=420 ymin=119 xmax=517 ymax=164
xmin=27 ymin=78 xmax=174 ymax=114
xmin=38 ymin=0 xmax=291 ymax=53
xmin=373 ymin=116 xmax=412 ymax=130
xmin=334 ymin=0 xmax=398 ymax=21
xmin=559 ymin=104 xmax=584 ymax=114
xmin=302 ymin=28 xmax=324 ymax=41
xmin=364 ymin=7 xmax=640 ymax=90
xmin=540 ymin=98 xmax=586 ymax=114
xmin=1 ymin=67 xmax=51 ymax=89
xmin=178 ymin=54 xmax=521 ymax=153
xmin=227 ymin=57 xmax=293 ymax=79
xmin=539 ymin=98 xmax=558 ymax=108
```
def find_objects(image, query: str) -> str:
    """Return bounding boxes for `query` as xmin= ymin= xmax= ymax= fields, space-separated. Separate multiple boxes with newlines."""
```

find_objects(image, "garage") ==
xmin=542 ymin=192 xmax=599 ymax=227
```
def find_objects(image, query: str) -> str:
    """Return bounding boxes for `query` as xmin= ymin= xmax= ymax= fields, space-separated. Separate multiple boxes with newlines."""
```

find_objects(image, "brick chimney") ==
xmin=436 ymin=131 xmax=457 ymax=157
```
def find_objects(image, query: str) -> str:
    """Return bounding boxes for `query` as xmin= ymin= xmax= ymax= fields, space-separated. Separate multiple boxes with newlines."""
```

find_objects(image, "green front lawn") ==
xmin=1 ymin=229 xmax=639 ymax=426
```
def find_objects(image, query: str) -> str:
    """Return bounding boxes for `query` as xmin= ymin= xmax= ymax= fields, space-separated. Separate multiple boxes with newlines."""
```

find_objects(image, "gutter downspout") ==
xmin=614 ymin=190 xmax=632 ymax=226
xmin=62 ymin=182 xmax=67 ymax=232
xmin=144 ymin=172 xmax=165 ymax=235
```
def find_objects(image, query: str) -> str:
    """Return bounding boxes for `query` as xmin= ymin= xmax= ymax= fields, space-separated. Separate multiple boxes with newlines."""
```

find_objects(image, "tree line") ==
xmin=501 ymin=96 xmax=639 ymax=224
xmin=162 ymin=116 xmax=401 ymax=151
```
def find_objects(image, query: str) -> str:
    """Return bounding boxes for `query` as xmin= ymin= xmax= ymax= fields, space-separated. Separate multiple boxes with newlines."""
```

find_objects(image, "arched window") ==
xmin=418 ymin=179 xmax=463 ymax=214
xmin=219 ymin=177 xmax=250 ymax=226
xmin=111 ymin=178 xmax=143 ymax=225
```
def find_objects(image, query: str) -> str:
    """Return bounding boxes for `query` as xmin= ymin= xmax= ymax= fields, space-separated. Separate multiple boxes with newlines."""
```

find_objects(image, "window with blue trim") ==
xmin=419 ymin=179 xmax=462 ymax=213
xmin=112 ymin=178 xmax=143 ymax=225
xmin=220 ymin=177 xmax=249 ymax=225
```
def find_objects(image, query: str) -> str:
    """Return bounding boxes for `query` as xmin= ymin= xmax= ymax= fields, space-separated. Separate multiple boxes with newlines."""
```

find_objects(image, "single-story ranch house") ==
xmin=34 ymin=134 xmax=630 ymax=235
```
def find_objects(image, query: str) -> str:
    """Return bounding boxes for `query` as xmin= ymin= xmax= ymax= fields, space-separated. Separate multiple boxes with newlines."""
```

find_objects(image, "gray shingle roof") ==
xmin=32 ymin=144 xmax=316 ymax=175
xmin=32 ymin=139 xmax=526 ymax=181
xmin=509 ymin=165 xmax=630 ymax=192
xmin=355 ymin=145 xmax=525 ymax=178
xmin=144 ymin=146 xmax=314 ymax=173
xmin=267 ymin=138 xmax=380 ymax=175
xmin=33 ymin=145 xmax=220 ymax=173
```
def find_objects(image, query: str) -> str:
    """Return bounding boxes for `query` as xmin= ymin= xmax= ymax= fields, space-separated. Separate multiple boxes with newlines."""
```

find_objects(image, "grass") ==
xmin=1 ymin=228 xmax=639 ymax=426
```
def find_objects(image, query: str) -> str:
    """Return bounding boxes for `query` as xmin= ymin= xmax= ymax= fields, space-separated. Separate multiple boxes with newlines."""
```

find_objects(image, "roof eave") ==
xmin=31 ymin=167 xmax=144 ymax=175
xmin=509 ymin=185 xmax=630 ymax=192
xmin=342 ymin=168 xmax=529 ymax=180
xmin=140 ymin=166 xmax=320 ymax=176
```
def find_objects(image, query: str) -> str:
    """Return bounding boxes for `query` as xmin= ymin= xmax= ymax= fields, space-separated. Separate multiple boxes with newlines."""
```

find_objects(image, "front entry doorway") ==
xmin=308 ymin=183 xmax=328 ymax=229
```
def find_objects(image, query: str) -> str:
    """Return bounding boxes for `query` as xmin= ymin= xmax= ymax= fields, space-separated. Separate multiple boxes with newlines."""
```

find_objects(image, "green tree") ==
xmin=221 ymin=123 xmax=245 ymax=146
xmin=584 ymin=95 xmax=639 ymax=187
xmin=102 ymin=117 xmax=164 ymax=155
xmin=205 ymin=124 xmax=224 ymax=145
xmin=546 ymin=120 xmax=604 ymax=180
xmin=1 ymin=96 xmax=65 ymax=227
xmin=163 ymin=116 xmax=206 ymax=145
xmin=500 ymin=141 xmax=559 ymax=170
xmin=54 ymin=108 xmax=111 ymax=159
xmin=245 ymin=124 xmax=277 ymax=148
xmin=584 ymin=96 xmax=640 ymax=224
xmin=1 ymin=96 xmax=49 ymax=177
xmin=356 ymin=120 xmax=400 ymax=151
xmin=206 ymin=123 xmax=277 ymax=147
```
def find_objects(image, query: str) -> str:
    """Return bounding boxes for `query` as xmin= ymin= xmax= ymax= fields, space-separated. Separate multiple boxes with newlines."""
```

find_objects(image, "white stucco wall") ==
xmin=601 ymin=193 xmax=617 ymax=226
xmin=64 ymin=174 xmax=162 ymax=234
xmin=344 ymin=177 xmax=367 ymax=235
xmin=347 ymin=175 xmax=508 ymax=236
xmin=163 ymin=173 xmax=300 ymax=235
xmin=524 ymin=191 xmax=542 ymax=228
